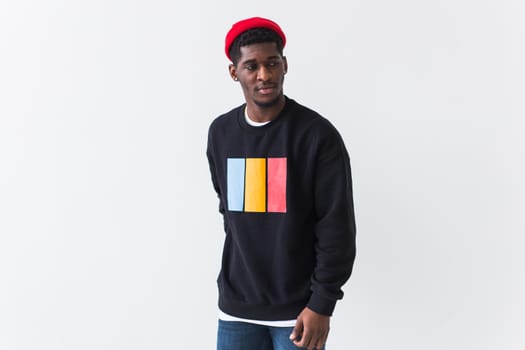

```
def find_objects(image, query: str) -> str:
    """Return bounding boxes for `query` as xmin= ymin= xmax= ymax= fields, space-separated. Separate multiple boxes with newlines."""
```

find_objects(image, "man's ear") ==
xmin=229 ymin=63 xmax=238 ymax=81
xmin=283 ymin=56 xmax=288 ymax=74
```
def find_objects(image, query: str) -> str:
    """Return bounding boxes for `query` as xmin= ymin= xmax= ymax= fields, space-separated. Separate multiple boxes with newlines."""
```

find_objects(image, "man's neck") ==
xmin=245 ymin=96 xmax=286 ymax=123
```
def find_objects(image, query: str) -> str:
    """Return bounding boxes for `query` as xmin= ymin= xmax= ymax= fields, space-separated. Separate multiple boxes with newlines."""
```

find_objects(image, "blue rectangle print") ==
xmin=227 ymin=158 xmax=245 ymax=211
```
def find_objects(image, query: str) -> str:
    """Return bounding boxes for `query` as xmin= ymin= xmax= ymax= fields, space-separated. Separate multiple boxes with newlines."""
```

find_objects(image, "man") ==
xmin=206 ymin=17 xmax=356 ymax=350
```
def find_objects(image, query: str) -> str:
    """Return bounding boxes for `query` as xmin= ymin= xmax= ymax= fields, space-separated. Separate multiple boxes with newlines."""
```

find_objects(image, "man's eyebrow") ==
xmin=241 ymin=56 xmax=281 ymax=65
xmin=241 ymin=59 xmax=257 ymax=65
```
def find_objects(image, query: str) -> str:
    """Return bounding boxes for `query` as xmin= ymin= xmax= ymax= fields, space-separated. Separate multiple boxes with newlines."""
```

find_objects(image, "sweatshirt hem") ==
xmin=219 ymin=297 xmax=307 ymax=321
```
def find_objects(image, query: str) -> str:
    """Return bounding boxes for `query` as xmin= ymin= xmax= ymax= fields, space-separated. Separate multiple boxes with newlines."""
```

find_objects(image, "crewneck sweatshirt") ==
xmin=206 ymin=96 xmax=356 ymax=321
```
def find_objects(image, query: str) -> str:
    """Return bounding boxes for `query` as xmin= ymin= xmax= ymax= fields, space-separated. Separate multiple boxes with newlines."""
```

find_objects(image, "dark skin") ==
xmin=228 ymin=42 xmax=330 ymax=350
xmin=229 ymin=42 xmax=287 ymax=123
xmin=290 ymin=308 xmax=330 ymax=350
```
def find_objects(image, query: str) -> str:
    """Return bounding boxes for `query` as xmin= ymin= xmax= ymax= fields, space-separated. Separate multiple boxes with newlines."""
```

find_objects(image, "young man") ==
xmin=207 ymin=17 xmax=357 ymax=350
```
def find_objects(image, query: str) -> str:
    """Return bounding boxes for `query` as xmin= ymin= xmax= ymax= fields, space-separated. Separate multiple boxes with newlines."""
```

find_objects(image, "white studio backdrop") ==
xmin=0 ymin=0 xmax=523 ymax=349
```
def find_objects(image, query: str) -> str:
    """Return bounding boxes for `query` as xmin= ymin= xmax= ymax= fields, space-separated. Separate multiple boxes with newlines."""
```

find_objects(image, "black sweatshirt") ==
xmin=206 ymin=96 xmax=356 ymax=320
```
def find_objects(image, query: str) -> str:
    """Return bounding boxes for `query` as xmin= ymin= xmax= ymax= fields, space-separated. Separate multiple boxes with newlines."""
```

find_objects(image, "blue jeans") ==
xmin=217 ymin=320 xmax=326 ymax=350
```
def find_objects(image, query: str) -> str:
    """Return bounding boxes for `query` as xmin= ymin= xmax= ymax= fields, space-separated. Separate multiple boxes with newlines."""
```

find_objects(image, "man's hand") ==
xmin=289 ymin=307 xmax=330 ymax=350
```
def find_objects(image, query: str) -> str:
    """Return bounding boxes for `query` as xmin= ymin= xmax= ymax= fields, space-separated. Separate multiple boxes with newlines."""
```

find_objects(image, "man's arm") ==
xmin=291 ymin=120 xmax=357 ymax=349
xmin=310 ymin=121 xmax=356 ymax=313
xmin=206 ymin=127 xmax=226 ymax=217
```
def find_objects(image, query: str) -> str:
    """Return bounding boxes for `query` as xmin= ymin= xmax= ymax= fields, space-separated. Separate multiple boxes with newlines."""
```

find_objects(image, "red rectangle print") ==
xmin=267 ymin=157 xmax=287 ymax=213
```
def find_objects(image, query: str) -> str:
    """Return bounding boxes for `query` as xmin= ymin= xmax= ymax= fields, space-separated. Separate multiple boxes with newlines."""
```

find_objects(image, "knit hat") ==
xmin=225 ymin=17 xmax=286 ymax=61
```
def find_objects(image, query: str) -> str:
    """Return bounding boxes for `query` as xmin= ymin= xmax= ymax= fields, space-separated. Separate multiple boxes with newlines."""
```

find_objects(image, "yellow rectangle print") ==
xmin=244 ymin=158 xmax=266 ymax=212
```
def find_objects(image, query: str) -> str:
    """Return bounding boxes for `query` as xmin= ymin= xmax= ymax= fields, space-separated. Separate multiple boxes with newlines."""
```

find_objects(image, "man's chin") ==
xmin=254 ymin=94 xmax=283 ymax=108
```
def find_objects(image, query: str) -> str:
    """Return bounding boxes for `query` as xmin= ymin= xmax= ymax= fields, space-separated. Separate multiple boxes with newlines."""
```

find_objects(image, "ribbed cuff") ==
xmin=306 ymin=292 xmax=337 ymax=316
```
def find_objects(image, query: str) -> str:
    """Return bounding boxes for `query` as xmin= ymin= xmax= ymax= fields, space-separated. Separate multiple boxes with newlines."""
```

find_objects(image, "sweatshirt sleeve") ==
xmin=206 ymin=125 xmax=225 ymax=216
xmin=306 ymin=121 xmax=357 ymax=316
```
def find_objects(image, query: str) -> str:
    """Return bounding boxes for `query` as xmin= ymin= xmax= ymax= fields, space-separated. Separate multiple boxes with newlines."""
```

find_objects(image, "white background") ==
xmin=1 ymin=0 xmax=523 ymax=349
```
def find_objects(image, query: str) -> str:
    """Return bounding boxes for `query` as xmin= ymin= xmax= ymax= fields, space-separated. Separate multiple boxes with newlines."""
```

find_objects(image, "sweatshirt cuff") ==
xmin=306 ymin=292 xmax=337 ymax=317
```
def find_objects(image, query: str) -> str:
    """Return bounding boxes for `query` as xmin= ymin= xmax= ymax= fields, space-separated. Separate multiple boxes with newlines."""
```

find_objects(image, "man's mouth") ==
xmin=257 ymin=85 xmax=277 ymax=95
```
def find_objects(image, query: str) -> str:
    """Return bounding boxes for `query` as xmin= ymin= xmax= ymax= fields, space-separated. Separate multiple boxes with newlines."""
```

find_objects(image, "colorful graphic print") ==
xmin=227 ymin=157 xmax=287 ymax=213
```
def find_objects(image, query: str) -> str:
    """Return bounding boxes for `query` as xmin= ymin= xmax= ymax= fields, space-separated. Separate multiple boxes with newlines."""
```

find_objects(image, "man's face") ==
xmin=229 ymin=42 xmax=288 ymax=108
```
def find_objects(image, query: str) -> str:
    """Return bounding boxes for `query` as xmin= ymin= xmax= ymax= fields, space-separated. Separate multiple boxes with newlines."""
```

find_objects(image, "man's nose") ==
xmin=257 ymin=66 xmax=271 ymax=81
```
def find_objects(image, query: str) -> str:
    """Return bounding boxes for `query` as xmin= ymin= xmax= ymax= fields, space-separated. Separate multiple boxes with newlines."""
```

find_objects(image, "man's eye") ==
xmin=267 ymin=62 xmax=277 ymax=67
xmin=246 ymin=65 xmax=257 ymax=71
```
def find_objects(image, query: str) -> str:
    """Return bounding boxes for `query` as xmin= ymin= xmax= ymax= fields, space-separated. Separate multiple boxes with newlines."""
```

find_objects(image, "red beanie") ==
xmin=225 ymin=17 xmax=286 ymax=61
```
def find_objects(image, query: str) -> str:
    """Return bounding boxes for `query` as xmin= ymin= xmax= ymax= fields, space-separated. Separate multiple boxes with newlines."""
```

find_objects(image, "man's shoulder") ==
xmin=209 ymin=104 xmax=244 ymax=131
xmin=289 ymin=98 xmax=340 ymax=137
